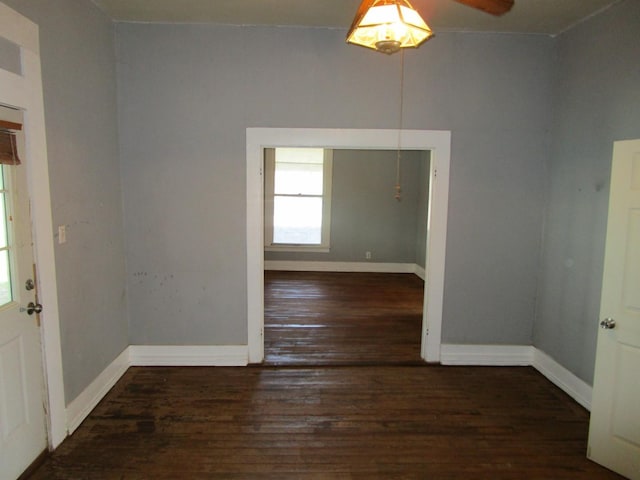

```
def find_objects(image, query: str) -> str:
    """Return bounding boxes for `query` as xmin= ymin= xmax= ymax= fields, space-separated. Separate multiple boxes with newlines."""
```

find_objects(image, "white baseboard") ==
xmin=532 ymin=348 xmax=592 ymax=411
xmin=129 ymin=345 xmax=249 ymax=366
xmin=65 ymin=345 xmax=249 ymax=435
xmin=440 ymin=344 xmax=534 ymax=366
xmin=440 ymin=344 xmax=593 ymax=411
xmin=65 ymin=347 xmax=130 ymax=435
xmin=265 ymin=260 xmax=424 ymax=275
xmin=64 ymin=342 xmax=592 ymax=441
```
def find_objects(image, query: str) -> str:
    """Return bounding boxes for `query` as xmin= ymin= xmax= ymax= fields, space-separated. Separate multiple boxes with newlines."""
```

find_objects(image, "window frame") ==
xmin=0 ymin=165 xmax=15 ymax=309
xmin=264 ymin=147 xmax=333 ymax=253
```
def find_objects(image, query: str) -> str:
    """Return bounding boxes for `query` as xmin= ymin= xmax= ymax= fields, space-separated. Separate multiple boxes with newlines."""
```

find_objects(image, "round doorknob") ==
xmin=600 ymin=318 xmax=616 ymax=330
xmin=21 ymin=302 xmax=43 ymax=315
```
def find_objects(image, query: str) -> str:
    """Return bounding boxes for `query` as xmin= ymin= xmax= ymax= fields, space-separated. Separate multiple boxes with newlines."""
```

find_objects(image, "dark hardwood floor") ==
xmin=29 ymin=366 xmax=621 ymax=479
xmin=27 ymin=272 xmax=623 ymax=479
xmin=264 ymin=271 xmax=425 ymax=365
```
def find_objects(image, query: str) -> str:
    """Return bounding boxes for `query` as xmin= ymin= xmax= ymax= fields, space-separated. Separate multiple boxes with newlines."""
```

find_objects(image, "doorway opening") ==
xmin=246 ymin=128 xmax=451 ymax=364
xmin=263 ymin=147 xmax=429 ymax=365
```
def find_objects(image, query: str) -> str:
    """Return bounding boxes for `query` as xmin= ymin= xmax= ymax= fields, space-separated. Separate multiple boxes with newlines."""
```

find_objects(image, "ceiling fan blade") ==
xmin=452 ymin=0 xmax=514 ymax=16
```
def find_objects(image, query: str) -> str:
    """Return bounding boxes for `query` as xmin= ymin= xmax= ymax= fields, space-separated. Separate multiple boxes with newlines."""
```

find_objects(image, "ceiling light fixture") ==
xmin=346 ymin=0 xmax=434 ymax=55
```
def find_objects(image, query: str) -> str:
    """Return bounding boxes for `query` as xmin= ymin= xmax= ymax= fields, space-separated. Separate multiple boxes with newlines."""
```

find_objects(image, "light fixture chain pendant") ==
xmin=395 ymin=49 xmax=405 ymax=201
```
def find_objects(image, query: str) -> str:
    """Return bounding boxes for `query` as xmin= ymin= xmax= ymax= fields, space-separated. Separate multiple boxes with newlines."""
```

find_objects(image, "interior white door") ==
xmin=0 ymin=113 xmax=47 ymax=479
xmin=588 ymin=139 xmax=640 ymax=480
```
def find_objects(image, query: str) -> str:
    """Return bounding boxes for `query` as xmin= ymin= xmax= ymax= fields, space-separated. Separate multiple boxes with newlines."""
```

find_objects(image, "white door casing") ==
xmin=0 ymin=0 xmax=65 ymax=456
xmin=588 ymin=139 xmax=640 ymax=480
xmin=246 ymin=128 xmax=451 ymax=364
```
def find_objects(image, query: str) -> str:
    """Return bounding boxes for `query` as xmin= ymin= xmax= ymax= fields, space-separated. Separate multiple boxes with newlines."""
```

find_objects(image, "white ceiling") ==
xmin=90 ymin=0 xmax=621 ymax=35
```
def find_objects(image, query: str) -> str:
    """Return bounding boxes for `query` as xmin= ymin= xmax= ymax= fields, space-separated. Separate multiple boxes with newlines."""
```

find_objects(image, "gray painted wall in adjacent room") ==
xmin=3 ymin=0 xmax=129 ymax=403
xmin=265 ymin=149 xmax=425 ymax=264
xmin=534 ymin=0 xmax=640 ymax=384
xmin=117 ymin=24 xmax=551 ymax=346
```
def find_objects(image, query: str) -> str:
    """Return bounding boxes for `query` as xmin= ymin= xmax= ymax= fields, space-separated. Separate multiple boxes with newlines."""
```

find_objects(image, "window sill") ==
xmin=265 ymin=245 xmax=330 ymax=253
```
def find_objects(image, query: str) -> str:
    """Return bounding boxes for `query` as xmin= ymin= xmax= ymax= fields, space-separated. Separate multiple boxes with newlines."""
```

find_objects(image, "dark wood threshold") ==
xmin=250 ymin=360 xmax=428 ymax=368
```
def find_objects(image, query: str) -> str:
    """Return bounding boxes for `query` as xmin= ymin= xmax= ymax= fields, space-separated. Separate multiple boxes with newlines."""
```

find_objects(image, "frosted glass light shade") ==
xmin=346 ymin=0 xmax=434 ymax=54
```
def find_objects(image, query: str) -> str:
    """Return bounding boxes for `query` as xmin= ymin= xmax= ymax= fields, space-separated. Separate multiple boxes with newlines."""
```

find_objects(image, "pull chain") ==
xmin=395 ymin=49 xmax=405 ymax=201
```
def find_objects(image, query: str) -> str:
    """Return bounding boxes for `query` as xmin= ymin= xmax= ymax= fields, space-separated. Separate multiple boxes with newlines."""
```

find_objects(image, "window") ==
xmin=0 ymin=166 xmax=13 ymax=306
xmin=264 ymin=148 xmax=332 ymax=252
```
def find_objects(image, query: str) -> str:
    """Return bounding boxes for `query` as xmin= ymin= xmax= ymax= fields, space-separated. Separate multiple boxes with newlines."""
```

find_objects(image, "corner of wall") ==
xmin=440 ymin=344 xmax=592 ymax=410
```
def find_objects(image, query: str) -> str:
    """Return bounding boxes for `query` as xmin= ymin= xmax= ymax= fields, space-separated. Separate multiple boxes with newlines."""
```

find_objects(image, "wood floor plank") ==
xmin=27 ymin=366 xmax=622 ymax=479
xmin=264 ymin=271 xmax=425 ymax=365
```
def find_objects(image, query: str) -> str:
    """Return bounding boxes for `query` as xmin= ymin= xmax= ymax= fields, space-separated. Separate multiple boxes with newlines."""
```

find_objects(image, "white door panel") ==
xmin=0 ymin=334 xmax=30 ymax=439
xmin=0 ymin=114 xmax=46 ymax=479
xmin=588 ymin=139 xmax=640 ymax=480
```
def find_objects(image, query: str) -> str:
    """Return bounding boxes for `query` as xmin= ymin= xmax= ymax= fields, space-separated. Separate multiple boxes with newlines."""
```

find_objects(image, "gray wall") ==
xmin=534 ymin=0 xmax=640 ymax=384
xmin=3 ymin=0 xmax=128 ymax=403
xmin=265 ymin=149 xmax=427 ymax=264
xmin=3 ymin=0 xmax=635 ymax=406
xmin=117 ymin=24 xmax=551 ymax=346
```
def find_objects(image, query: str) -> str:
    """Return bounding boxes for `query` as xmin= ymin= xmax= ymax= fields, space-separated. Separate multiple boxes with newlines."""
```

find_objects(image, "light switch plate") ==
xmin=58 ymin=225 xmax=66 ymax=244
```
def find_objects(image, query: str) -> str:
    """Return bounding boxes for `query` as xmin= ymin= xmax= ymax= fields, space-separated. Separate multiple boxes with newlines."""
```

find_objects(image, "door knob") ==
xmin=20 ymin=302 xmax=43 ymax=315
xmin=600 ymin=318 xmax=616 ymax=330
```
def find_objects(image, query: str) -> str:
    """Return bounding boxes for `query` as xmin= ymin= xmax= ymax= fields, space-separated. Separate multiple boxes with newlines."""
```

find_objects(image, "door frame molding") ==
xmin=0 ymin=2 xmax=66 ymax=449
xmin=246 ymin=128 xmax=451 ymax=363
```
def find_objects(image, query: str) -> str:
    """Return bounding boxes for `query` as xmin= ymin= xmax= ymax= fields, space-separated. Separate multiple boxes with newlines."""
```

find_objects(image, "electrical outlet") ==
xmin=365 ymin=251 xmax=372 ymax=260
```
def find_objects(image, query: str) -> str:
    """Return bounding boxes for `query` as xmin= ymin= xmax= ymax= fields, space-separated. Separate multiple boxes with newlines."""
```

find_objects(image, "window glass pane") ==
xmin=273 ymin=196 xmax=322 ymax=244
xmin=0 ymin=165 xmax=4 ymax=190
xmin=0 ymin=249 xmax=12 ymax=307
xmin=274 ymin=162 xmax=323 ymax=195
xmin=275 ymin=148 xmax=324 ymax=195
xmin=0 ymin=193 xmax=7 ymax=249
